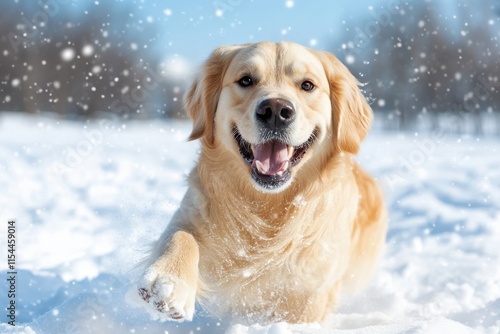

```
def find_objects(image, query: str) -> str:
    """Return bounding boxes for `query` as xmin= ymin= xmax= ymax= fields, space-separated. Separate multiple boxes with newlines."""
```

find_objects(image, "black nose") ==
xmin=256 ymin=98 xmax=295 ymax=130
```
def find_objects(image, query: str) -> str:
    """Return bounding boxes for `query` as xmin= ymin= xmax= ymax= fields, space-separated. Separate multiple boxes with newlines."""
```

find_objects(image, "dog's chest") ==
xmin=197 ymin=204 xmax=352 ymax=297
xmin=195 ymin=210 xmax=351 ymax=321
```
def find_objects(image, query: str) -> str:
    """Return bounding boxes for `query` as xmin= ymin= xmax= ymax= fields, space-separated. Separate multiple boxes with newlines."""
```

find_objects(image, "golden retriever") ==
xmin=136 ymin=41 xmax=387 ymax=325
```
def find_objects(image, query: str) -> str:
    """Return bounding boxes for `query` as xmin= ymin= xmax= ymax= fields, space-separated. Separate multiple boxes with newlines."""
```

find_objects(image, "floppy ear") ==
xmin=184 ymin=45 xmax=244 ymax=144
xmin=315 ymin=51 xmax=373 ymax=154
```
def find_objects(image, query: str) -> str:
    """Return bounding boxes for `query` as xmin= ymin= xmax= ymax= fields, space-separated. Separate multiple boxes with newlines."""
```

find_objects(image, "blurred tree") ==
xmin=0 ymin=1 xmax=188 ymax=120
xmin=333 ymin=0 xmax=500 ymax=134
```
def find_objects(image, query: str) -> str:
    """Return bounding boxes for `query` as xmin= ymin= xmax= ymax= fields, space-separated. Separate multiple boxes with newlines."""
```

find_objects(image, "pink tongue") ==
xmin=252 ymin=141 xmax=290 ymax=176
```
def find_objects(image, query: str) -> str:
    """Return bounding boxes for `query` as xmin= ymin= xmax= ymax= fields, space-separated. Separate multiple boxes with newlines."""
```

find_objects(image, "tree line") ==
xmin=0 ymin=1 xmax=186 ymax=119
xmin=1 ymin=1 xmax=499 ymax=134
xmin=333 ymin=0 xmax=500 ymax=134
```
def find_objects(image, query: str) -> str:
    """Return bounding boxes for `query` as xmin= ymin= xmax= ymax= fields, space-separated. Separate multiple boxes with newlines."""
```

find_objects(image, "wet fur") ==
xmin=137 ymin=41 xmax=387 ymax=324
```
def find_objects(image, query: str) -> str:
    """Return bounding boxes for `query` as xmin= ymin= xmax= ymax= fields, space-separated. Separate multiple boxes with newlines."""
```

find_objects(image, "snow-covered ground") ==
xmin=0 ymin=113 xmax=498 ymax=334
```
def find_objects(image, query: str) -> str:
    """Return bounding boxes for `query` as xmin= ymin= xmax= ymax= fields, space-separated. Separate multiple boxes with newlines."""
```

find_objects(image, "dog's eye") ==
xmin=238 ymin=76 xmax=253 ymax=87
xmin=301 ymin=81 xmax=315 ymax=91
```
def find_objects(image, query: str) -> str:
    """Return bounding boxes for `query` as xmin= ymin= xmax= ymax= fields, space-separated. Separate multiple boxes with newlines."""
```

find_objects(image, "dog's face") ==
xmin=217 ymin=43 xmax=331 ymax=191
xmin=185 ymin=41 xmax=372 ymax=193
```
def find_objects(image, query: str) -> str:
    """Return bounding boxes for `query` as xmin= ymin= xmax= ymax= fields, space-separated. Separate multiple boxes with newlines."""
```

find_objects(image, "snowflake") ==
xmin=60 ymin=48 xmax=75 ymax=62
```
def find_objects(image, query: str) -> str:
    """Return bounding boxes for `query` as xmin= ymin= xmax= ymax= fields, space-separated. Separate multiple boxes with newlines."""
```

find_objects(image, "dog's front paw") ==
xmin=135 ymin=267 xmax=196 ymax=322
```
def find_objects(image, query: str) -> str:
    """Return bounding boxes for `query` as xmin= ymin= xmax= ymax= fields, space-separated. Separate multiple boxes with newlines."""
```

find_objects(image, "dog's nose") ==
xmin=256 ymin=98 xmax=295 ymax=129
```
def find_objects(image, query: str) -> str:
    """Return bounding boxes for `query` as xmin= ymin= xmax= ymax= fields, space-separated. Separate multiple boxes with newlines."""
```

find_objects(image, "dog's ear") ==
xmin=315 ymin=51 xmax=373 ymax=154
xmin=184 ymin=45 xmax=243 ymax=144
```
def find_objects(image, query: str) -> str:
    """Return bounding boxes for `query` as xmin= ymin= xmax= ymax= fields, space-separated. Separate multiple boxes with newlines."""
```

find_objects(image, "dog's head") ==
xmin=185 ymin=41 xmax=372 ymax=193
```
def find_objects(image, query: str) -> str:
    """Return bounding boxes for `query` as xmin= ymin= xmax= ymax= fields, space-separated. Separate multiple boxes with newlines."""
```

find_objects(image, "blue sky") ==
xmin=133 ymin=0 xmax=478 ymax=65
xmin=16 ymin=0 xmax=478 ymax=66
xmin=130 ymin=0 xmax=389 ymax=64
xmin=8 ymin=0 xmax=494 ymax=72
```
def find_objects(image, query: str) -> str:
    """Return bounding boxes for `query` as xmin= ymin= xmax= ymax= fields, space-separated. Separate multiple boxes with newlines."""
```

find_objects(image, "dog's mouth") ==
xmin=233 ymin=127 xmax=317 ymax=190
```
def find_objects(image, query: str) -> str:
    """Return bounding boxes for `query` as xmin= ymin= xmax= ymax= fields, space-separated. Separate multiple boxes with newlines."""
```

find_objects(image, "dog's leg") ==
xmin=341 ymin=165 xmax=388 ymax=295
xmin=297 ymin=284 xmax=340 ymax=323
xmin=137 ymin=230 xmax=199 ymax=322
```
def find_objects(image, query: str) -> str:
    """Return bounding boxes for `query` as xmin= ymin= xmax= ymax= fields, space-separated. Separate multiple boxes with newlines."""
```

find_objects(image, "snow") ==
xmin=81 ymin=45 xmax=95 ymax=57
xmin=160 ymin=56 xmax=193 ymax=81
xmin=1 ymin=113 xmax=499 ymax=333
xmin=60 ymin=48 xmax=75 ymax=62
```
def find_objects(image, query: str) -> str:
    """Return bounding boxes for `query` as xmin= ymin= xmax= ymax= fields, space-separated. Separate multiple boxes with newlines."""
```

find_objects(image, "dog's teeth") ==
xmin=275 ymin=161 xmax=289 ymax=177
xmin=256 ymin=161 xmax=265 ymax=174
xmin=288 ymin=146 xmax=295 ymax=158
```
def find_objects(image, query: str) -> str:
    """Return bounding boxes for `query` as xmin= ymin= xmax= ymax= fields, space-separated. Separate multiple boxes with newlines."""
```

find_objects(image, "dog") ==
xmin=136 ymin=41 xmax=387 ymax=325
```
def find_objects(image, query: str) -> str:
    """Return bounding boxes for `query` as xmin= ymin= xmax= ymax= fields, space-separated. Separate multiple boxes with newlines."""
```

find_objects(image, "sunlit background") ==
xmin=1 ymin=0 xmax=499 ymax=133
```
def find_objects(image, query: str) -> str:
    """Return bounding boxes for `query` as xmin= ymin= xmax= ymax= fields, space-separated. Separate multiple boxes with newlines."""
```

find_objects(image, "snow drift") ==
xmin=0 ymin=113 xmax=498 ymax=333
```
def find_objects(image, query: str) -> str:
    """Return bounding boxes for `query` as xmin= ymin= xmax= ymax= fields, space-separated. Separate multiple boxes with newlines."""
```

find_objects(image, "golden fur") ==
xmin=136 ymin=41 xmax=387 ymax=324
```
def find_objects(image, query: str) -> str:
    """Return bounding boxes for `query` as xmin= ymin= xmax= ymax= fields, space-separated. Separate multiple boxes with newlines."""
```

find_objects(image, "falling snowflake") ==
xmin=82 ymin=44 xmax=95 ymax=57
xmin=345 ymin=54 xmax=355 ymax=64
xmin=60 ymin=48 xmax=75 ymax=62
